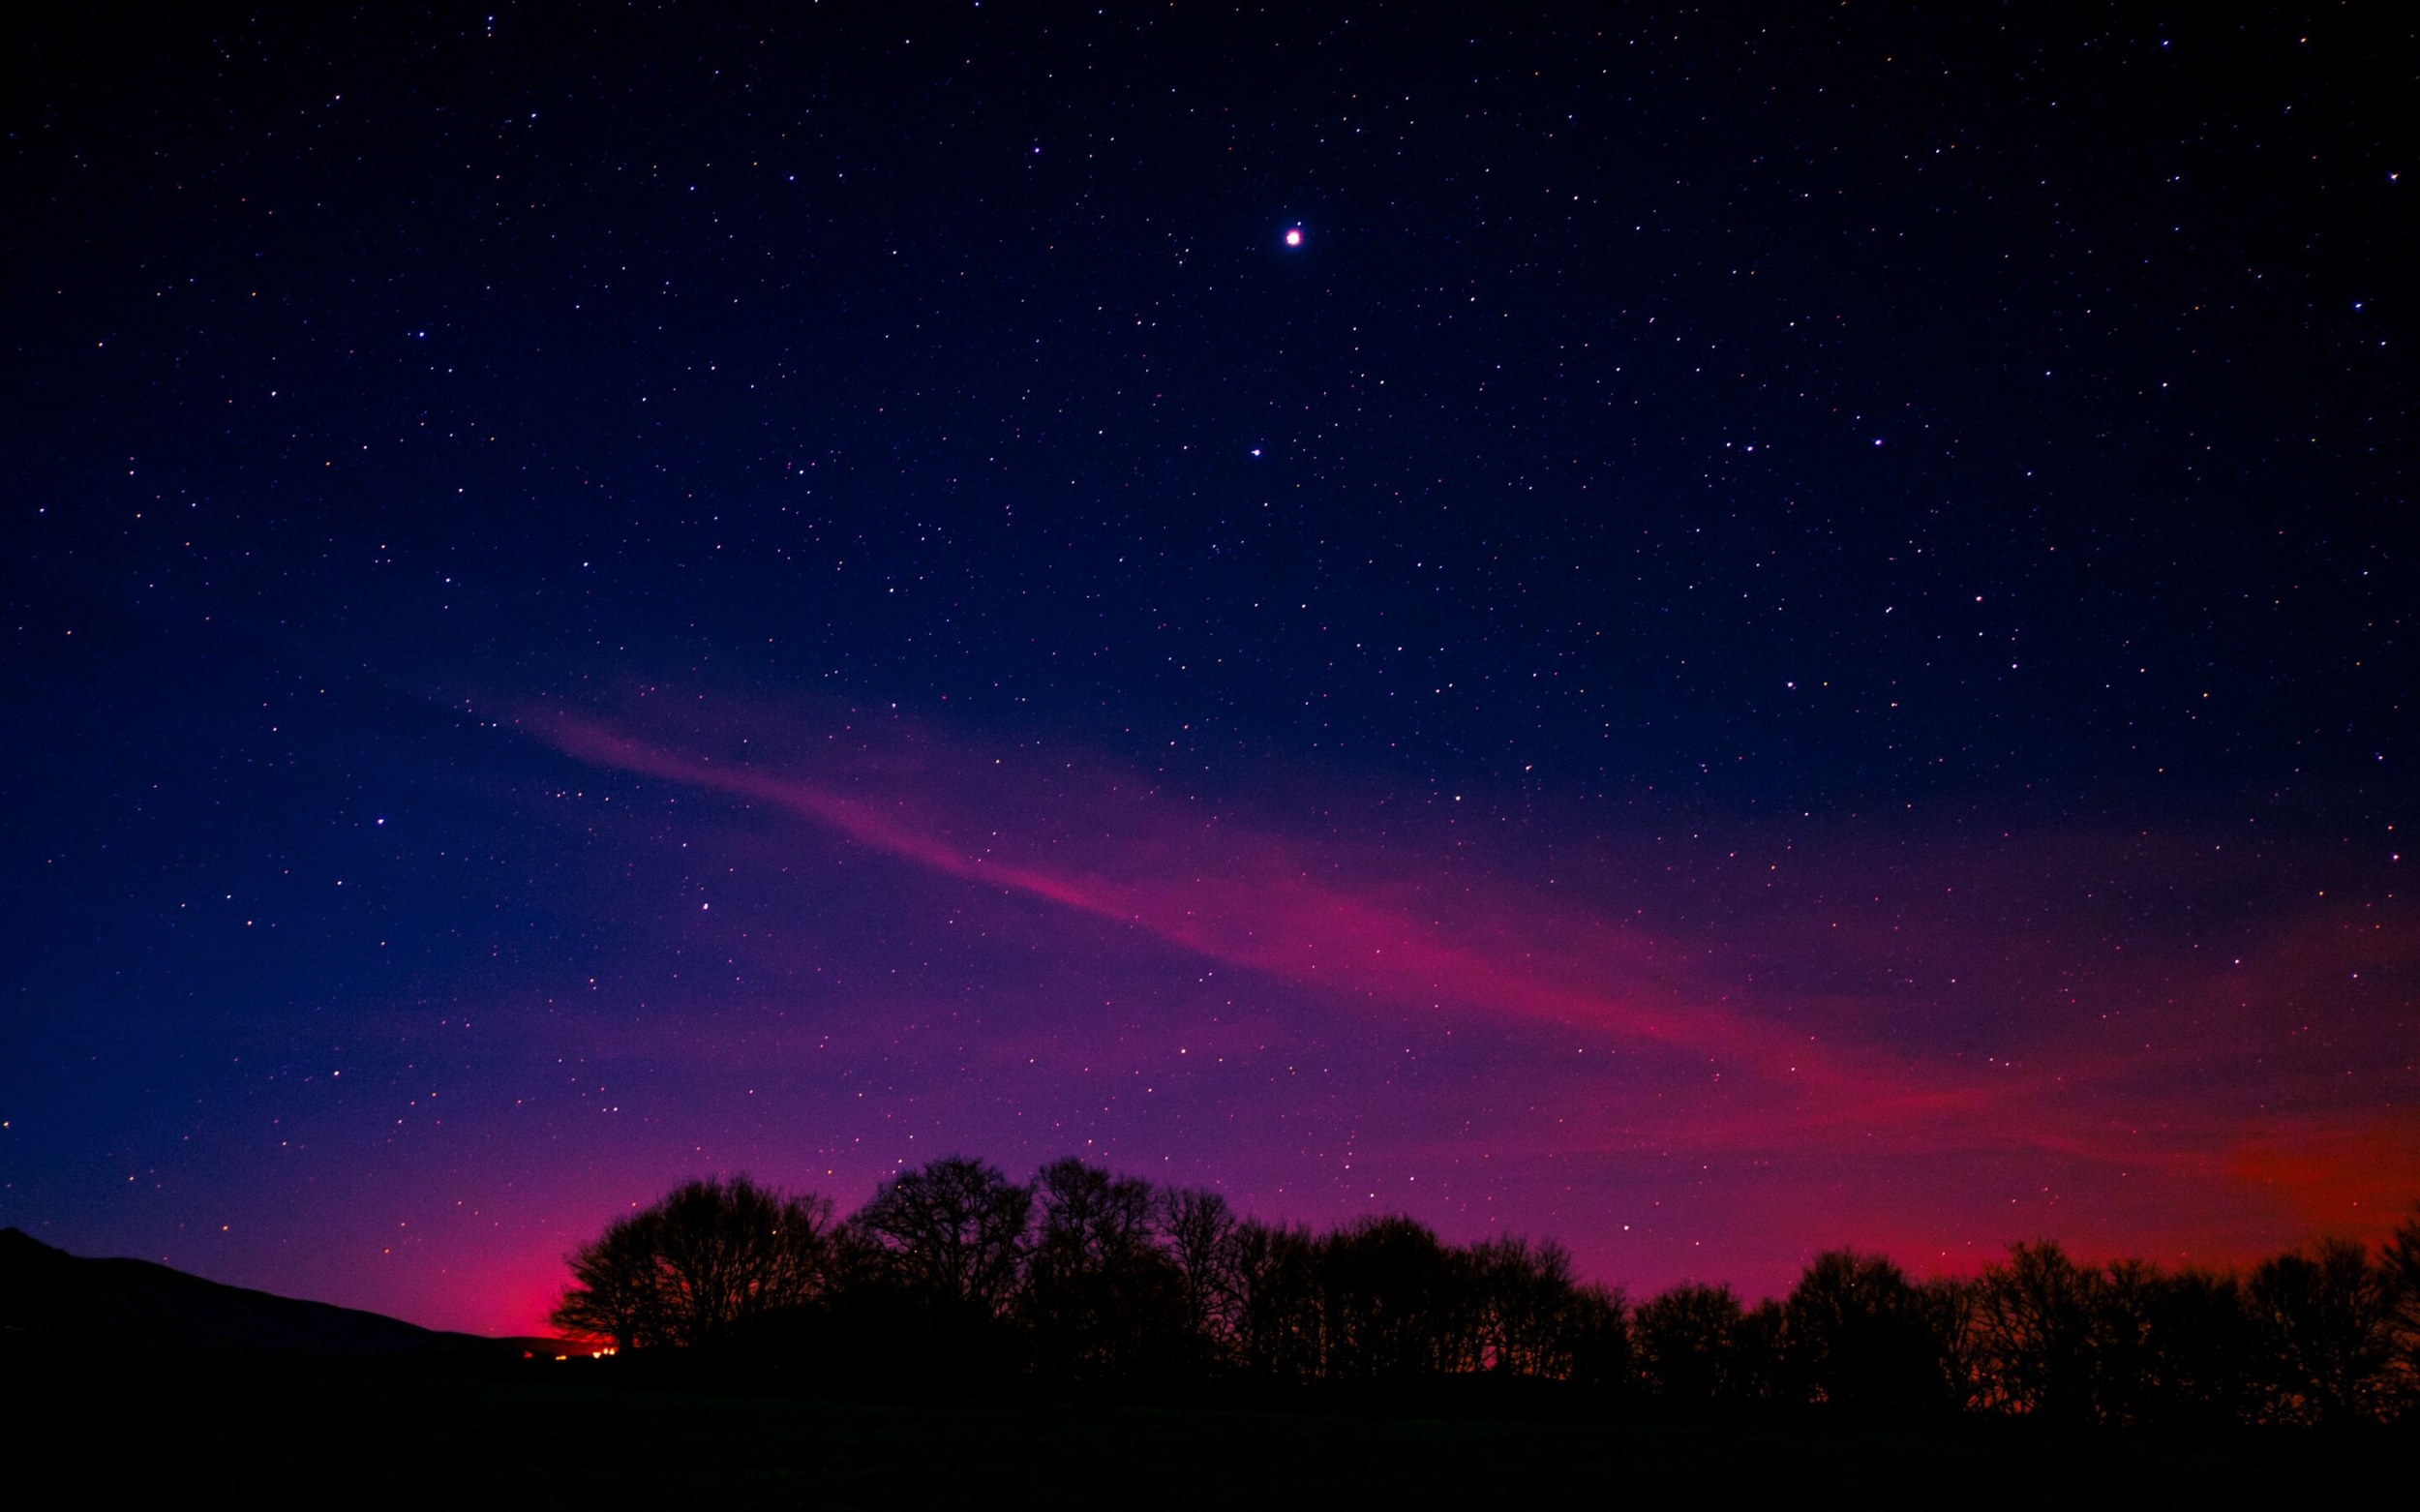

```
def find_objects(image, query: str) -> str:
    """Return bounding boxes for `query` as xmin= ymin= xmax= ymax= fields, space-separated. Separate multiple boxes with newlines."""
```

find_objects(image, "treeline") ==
xmin=553 ymin=1157 xmax=2420 ymax=1426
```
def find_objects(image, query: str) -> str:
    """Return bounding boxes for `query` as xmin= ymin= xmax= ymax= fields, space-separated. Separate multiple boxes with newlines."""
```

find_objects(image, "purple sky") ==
xmin=321 ymin=694 xmax=2411 ymax=1334
xmin=7 ymin=8 xmax=2412 ymax=1338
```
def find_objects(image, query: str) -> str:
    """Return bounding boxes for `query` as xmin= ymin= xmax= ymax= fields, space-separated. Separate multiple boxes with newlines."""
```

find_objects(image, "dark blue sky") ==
xmin=5 ymin=4 xmax=2412 ymax=1332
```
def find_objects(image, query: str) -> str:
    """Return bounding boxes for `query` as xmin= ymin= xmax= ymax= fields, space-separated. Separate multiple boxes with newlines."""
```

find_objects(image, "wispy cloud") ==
xmin=521 ymin=695 xmax=2420 ymax=1248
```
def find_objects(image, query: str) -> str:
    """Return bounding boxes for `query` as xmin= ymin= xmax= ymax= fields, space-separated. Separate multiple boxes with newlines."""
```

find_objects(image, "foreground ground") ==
xmin=9 ymin=1365 xmax=2405 ymax=1508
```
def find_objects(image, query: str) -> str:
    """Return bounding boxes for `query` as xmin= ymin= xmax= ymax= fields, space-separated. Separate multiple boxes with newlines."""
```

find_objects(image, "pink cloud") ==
xmin=514 ymin=695 xmax=2418 ymax=1275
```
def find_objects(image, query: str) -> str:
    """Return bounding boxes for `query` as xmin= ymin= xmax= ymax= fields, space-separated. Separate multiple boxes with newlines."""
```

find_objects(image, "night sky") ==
xmin=5 ymin=5 xmax=2414 ymax=1337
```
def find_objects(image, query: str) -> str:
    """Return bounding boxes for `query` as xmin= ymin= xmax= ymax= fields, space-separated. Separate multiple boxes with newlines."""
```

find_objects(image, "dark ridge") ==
xmin=0 ymin=1226 xmax=529 ymax=1358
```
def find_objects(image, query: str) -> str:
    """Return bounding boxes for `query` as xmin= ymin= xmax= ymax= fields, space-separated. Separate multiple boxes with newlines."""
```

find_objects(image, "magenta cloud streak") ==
xmin=516 ymin=695 xmax=2418 ymax=1291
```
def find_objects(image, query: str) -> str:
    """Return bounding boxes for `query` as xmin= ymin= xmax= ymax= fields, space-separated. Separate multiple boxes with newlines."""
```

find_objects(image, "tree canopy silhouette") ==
xmin=554 ymin=1162 xmax=2420 ymax=1427
xmin=550 ymin=1175 xmax=832 ymax=1351
xmin=849 ymin=1155 xmax=1032 ymax=1315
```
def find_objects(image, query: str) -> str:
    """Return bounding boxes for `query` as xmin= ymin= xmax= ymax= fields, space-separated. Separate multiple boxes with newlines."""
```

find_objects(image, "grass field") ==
xmin=9 ymin=1365 xmax=2404 ymax=1507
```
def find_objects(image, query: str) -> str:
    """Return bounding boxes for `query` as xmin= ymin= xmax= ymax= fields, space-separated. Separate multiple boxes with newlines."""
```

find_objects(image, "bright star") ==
xmin=1284 ymin=227 xmax=1303 ymax=247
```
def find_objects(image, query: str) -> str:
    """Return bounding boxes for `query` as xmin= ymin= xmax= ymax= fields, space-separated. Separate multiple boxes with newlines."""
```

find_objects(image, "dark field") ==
xmin=9 ymin=1366 xmax=2405 ymax=1508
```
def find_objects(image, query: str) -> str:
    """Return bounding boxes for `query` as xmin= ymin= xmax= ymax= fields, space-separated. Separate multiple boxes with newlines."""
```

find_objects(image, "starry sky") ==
xmin=4 ymin=5 xmax=2413 ymax=1336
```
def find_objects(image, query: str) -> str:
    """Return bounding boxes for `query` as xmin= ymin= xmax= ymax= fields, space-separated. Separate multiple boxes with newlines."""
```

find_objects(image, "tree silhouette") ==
xmin=549 ymin=1175 xmax=831 ymax=1350
xmin=2385 ymin=1208 xmax=2420 ymax=1414
xmin=1969 ymin=1247 xmax=2277 ymax=1427
xmin=1732 ymin=1297 xmax=1789 ymax=1405
xmin=547 ymin=1161 xmax=2420 ymax=1427
xmin=2087 ymin=1257 xmax=2163 ymax=1427
xmin=1977 ymin=1241 xmax=2101 ymax=1423
xmin=850 ymin=1156 xmax=1032 ymax=1315
xmin=1317 ymin=1215 xmax=1470 ymax=1379
xmin=1023 ymin=1158 xmax=1186 ymax=1382
xmin=1161 ymin=1186 xmax=1242 ymax=1359
xmin=1467 ymin=1235 xmax=1595 ymax=1378
xmin=2135 ymin=1265 xmax=2256 ymax=1428
xmin=2249 ymin=1238 xmax=2399 ymax=1425
xmin=1562 ymin=1280 xmax=1635 ymax=1392
xmin=1228 ymin=1218 xmax=1322 ymax=1382
xmin=551 ymin=1204 xmax=667 ymax=1351
xmin=1783 ymin=1250 xmax=1961 ymax=1418
xmin=1634 ymin=1283 xmax=1747 ymax=1407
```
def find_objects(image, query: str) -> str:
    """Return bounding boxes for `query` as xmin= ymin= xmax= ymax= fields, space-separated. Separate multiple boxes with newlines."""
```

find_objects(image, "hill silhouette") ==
xmin=0 ymin=1226 xmax=528 ymax=1358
